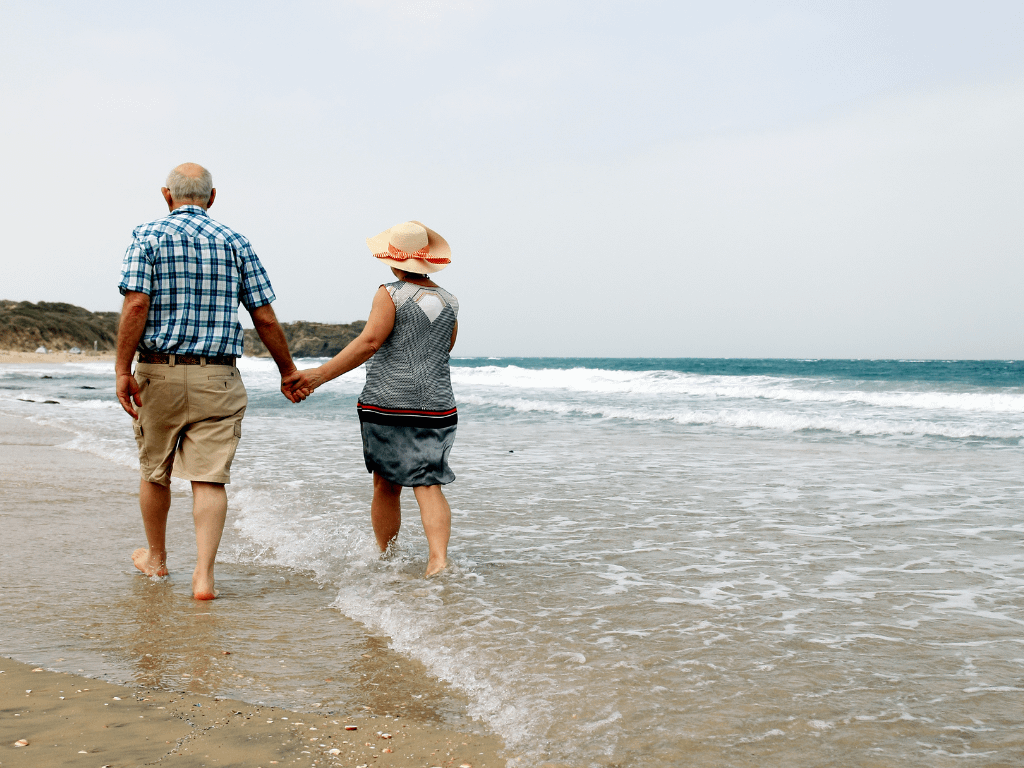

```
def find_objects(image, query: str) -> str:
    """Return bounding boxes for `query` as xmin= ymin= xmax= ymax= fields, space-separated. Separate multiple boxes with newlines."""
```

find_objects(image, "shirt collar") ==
xmin=170 ymin=205 xmax=209 ymax=217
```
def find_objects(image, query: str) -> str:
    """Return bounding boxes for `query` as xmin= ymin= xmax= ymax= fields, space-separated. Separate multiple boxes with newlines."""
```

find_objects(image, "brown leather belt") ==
xmin=138 ymin=351 xmax=237 ymax=366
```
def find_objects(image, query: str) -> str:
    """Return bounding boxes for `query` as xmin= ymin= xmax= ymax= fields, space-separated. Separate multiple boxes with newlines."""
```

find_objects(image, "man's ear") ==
xmin=161 ymin=187 xmax=174 ymax=210
xmin=207 ymin=188 xmax=216 ymax=209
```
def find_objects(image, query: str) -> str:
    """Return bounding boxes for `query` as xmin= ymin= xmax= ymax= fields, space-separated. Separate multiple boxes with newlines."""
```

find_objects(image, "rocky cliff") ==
xmin=243 ymin=320 xmax=365 ymax=358
xmin=0 ymin=300 xmax=120 ymax=352
xmin=0 ymin=300 xmax=365 ymax=358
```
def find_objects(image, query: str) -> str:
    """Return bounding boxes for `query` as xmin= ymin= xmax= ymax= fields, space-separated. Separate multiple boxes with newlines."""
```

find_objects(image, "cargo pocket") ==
xmin=132 ymin=419 xmax=150 ymax=469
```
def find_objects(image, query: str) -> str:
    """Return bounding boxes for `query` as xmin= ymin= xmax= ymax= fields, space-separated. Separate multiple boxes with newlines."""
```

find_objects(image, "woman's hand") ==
xmin=282 ymin=368 xmax=323 ymax=402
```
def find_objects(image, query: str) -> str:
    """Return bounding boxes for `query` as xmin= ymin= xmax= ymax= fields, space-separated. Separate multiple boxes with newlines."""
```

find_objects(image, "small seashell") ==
xmin=328 ymin=748 xmax=341 ymax=755
xmin=380 ymin=732 xmax=392 ymax=738
xmin=345 ymin=725 xmax=358 ymax=730
xmin=382 ymin=747 xmax=393 ymax=753
xmin=15 ymin=739 xmax=29 ymax=747
xmin=79 ymin=750 xmax=88 ymax=753
xmin=460 ymin=764 xmax=473 ymax=768
xmin=222 ymin=650 xmax=231 ymax=655
xmin=25 ymin=690 xmax=31 ymax=694
xmin=31 ymin=667 xmax=43 ymax=672
xmin=113 ymin=696 xmax=121 ymax=700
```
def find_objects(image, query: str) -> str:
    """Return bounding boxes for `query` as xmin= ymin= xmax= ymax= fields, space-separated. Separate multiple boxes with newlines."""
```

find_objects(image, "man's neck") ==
xmin=168 ymin=201 xmax=208 ymax=212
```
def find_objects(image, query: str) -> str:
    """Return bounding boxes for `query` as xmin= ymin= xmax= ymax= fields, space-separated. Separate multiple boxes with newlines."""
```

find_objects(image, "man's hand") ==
xmin=282 ymin=369 xmax=321 ymax=402
xmin=117 ymin=372 xmax=142 ymax=418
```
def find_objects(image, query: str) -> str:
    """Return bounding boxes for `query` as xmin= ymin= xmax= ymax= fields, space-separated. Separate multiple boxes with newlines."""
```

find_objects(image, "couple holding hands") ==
xmin=115 ymin=163 xmax=459 ymax=599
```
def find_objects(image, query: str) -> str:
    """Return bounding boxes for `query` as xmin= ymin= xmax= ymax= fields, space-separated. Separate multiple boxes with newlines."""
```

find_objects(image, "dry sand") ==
xmin=0 ymin=657 xmax=503 ymax=767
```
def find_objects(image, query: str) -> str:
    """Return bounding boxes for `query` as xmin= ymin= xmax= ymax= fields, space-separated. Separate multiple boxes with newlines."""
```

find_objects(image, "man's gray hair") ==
xmin=165 ymin=164 xmax=213 ymax=202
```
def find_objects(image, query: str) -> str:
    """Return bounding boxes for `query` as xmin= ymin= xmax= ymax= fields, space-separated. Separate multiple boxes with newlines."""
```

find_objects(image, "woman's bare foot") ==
xmin=425 ymin=557 xmax=447 ymax=577
xmin=192 ymin=569 xmax=218 ymax=600
xmin=132 ymin=547 xmax=168 ymax=577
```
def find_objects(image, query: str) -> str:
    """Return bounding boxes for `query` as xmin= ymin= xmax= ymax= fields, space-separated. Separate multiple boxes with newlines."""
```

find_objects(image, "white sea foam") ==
xmin=451 ymin=365 xmax=1024 ymax=414
xmin=457 ymin=393 xmax=1024 ymax=440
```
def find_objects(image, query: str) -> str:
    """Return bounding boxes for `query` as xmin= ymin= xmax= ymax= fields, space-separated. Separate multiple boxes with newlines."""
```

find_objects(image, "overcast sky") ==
xmin=1 ymin=1 xmax=1021 ymax=358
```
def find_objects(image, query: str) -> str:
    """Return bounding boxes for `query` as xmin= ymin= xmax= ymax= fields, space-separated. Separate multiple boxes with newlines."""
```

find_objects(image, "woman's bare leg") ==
xmin=413 ymin=485 xmax=450 ymax=576
xmin=371 ymin=472 xmax=403 ymax=552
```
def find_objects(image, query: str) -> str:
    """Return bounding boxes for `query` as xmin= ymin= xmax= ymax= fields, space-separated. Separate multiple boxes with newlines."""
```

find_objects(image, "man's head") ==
xmin=162 ymin=162 xmax=216 ymax=211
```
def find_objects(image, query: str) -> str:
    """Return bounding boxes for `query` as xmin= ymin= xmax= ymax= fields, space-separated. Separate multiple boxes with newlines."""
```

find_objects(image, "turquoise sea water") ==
xmin=2 ymin=357 xmax=1023 ymax=766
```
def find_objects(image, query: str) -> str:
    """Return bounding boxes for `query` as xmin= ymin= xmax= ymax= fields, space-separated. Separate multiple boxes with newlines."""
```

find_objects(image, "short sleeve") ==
xmin=236 ymin=238 xmax=276 ymax=310
xmin=118 ymin=233 xmax=154 ymax=296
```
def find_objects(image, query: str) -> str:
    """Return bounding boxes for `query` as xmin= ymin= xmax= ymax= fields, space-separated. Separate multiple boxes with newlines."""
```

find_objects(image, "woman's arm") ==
xmin=449 ymin=320 xmax=458 ymax=352
xmin=283 ymin=286 xmax=396 ymax=396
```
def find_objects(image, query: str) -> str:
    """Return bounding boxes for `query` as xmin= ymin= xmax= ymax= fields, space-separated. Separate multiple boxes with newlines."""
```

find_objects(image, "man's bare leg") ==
xmin=413 ymin=485 xmax=450 ymax=576
xmin=191 ymin=481 xmax=227 ymax=600
xmin=133 ymin=479 xmax=170 ymax=577
xmin=371 ymin=472 xmax=403 ymax=553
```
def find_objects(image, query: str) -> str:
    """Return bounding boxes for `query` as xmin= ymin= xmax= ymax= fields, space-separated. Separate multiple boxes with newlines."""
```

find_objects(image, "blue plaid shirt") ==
xmin=118 ymin=206 xmax=275 ymax=357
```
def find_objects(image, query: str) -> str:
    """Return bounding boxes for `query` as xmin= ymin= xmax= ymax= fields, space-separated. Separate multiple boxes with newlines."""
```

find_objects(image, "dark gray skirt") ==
xmin=360 ymin=422 xmax=457 ymax=487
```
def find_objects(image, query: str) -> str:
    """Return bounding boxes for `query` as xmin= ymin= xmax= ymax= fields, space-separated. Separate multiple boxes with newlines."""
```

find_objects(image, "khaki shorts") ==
xmin=132 ymin=361 xmax=247 ymax=486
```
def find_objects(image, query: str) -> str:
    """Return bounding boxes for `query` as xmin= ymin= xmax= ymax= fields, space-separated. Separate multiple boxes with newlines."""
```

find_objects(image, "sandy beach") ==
xmin=0 ymin=656 xmax=503 ymax=768
xmin=0 ymin=350 xmax=116 ymax=364
xmin=0 ymin=411 xmax=508 ymax=768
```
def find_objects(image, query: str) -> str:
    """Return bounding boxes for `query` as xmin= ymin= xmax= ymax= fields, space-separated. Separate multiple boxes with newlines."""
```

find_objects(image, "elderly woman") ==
xmin=287 ymin=221 xmax=459 ymax=575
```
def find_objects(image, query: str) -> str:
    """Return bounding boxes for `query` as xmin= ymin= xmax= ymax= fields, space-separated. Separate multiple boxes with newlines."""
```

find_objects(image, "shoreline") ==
xmin=0 ymin=414 xmax=509 ymax=767
xmin=0 ymin=350 xmax=116 ymax=364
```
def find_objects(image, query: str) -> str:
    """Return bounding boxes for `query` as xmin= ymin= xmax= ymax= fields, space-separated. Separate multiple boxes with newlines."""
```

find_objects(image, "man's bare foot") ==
xmin=425 ymin=558 xmax=447 ymax=577
xmin=192 ymin=570 xmax=218 ymax=600
xmin=132 ymin=547 xmax=168 ymax=577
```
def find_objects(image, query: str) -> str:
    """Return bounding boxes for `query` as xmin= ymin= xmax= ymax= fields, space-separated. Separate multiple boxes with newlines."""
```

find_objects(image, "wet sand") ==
xmin=0 ymin=414 xmax=508 ymax=767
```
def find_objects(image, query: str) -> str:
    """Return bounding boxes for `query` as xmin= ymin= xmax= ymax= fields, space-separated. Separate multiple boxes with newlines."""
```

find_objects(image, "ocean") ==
xmin=2 ymin=357 xmax=1023 ymax=766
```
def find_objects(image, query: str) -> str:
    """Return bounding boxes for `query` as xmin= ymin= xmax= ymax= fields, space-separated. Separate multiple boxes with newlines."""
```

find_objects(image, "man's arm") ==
xmin=115 ymin=291 xmax=150 ymax=418
xmin=248 ymin=303 xmax=302 ymax=403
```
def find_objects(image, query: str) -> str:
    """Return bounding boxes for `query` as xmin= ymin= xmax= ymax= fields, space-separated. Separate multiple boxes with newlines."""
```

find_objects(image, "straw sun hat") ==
xmin=366 ymin=221 xmax=451 ymax=274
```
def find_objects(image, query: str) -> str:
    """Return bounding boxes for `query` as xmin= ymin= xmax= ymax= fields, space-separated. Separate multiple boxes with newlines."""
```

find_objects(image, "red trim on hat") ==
xmin=386 ymin=243 xmax=430 ymax=260
xmin=373 ymin=251 xmax=451 ymax=265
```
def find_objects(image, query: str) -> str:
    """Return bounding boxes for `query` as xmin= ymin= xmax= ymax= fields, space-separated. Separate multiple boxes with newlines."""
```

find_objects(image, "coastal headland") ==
xmin=0 ymin=300 xmax=364 ymax=359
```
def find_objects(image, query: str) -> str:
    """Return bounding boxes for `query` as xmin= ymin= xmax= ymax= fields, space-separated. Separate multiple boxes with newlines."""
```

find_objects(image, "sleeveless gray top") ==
xmin=358 ymin=280 xmax=459 ymax=422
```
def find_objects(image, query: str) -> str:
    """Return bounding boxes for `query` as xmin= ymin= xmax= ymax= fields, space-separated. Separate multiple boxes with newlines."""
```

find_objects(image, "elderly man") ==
xmin=115 ymin=162 xmax=301 ymax=600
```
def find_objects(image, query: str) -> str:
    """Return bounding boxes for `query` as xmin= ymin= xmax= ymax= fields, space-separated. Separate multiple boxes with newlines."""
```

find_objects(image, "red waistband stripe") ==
xmin=357 ymin=403 xmax=457 ymax=417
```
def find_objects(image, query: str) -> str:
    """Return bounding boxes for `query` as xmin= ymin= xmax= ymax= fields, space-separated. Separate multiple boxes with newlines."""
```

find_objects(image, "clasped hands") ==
xmin=279 ymin=367 xmax=323 ymax=403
